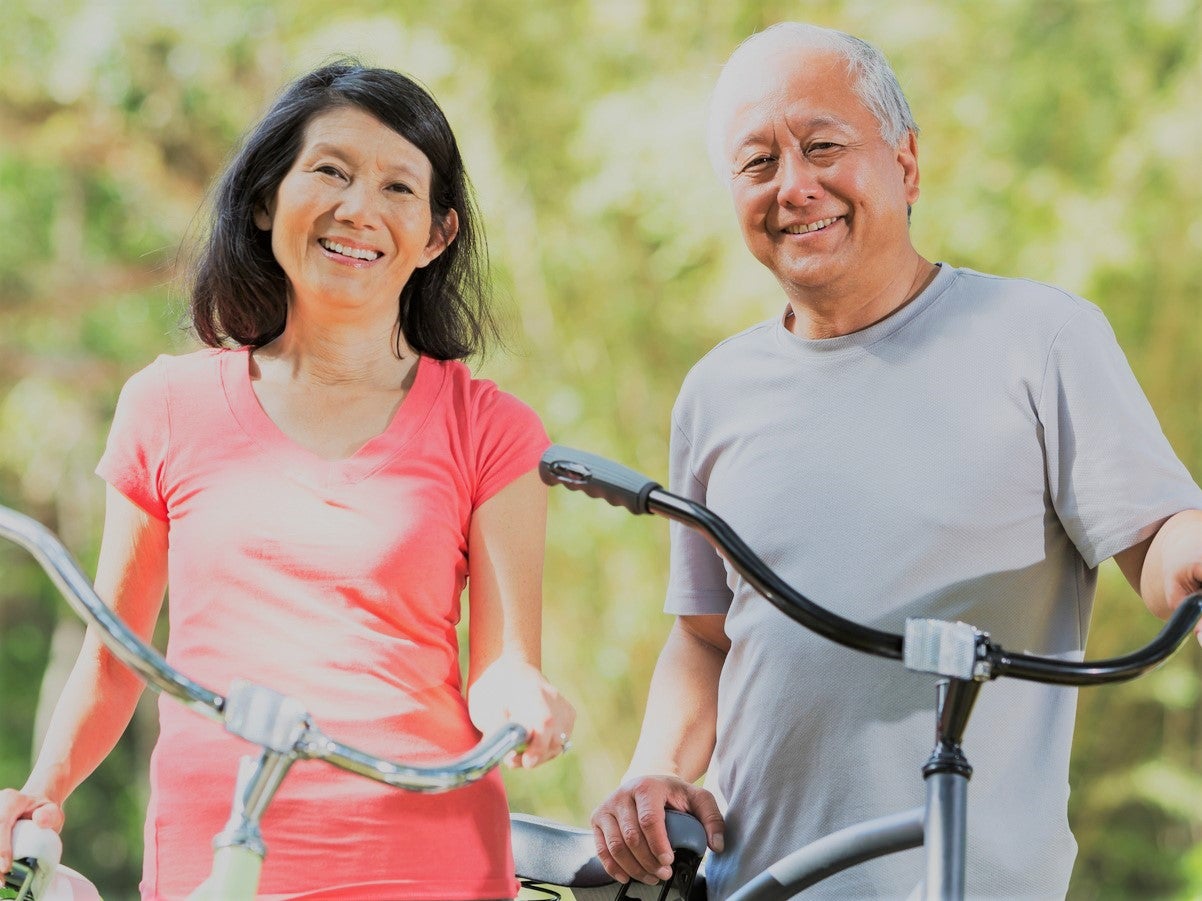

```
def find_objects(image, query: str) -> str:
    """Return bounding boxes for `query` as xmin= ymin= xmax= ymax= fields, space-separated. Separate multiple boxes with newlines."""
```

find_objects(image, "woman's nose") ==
xmin=335 ymin=181 xmax=380 ymax=227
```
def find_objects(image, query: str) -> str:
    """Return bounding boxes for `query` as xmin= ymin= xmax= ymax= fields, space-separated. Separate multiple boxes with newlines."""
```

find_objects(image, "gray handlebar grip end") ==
xmin=539 ymin=445 xmax=661 ymax=514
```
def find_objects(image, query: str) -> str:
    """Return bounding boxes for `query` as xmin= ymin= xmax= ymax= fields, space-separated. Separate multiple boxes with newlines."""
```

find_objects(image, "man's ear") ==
xmin=418 ymin=208 xmax=459 ymax=268
xmin=899 ymin=130 xmax=920 ymax=207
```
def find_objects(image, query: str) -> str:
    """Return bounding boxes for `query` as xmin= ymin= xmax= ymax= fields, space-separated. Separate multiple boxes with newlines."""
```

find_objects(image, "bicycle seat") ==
xmin=511 ymin=810 xmax=707 ymax=899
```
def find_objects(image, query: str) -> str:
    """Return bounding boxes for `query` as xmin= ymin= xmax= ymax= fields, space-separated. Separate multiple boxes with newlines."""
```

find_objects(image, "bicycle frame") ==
xmin=539 ymin=444 xmax=1202 ymax=901
xmin=0 ymin=504 xmax=528 ymax=900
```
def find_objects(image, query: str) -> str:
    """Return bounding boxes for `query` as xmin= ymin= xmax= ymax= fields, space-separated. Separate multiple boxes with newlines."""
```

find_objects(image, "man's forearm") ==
xmin=626 ymin=615 xmax=728 ymax=782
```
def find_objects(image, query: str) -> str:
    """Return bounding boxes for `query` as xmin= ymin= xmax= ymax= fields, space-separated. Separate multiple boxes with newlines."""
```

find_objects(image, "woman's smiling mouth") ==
xmin=318 ymin=238 xmax=383 ymax=261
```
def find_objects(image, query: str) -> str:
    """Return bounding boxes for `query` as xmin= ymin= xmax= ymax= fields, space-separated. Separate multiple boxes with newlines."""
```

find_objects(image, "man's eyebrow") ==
xmin=731 ymin=113 xmax=855 ymax=157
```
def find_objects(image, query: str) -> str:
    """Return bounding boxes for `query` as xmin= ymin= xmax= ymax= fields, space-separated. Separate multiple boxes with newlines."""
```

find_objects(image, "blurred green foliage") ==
xmin=0 ymin=0 xmax=1200 ymax=898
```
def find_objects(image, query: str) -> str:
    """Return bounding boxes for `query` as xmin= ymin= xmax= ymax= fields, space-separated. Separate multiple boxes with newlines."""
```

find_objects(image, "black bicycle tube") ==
xmin=987 ymin=593 xmax=1202 ymax=686
xmin=646 ymin=489 xmax=905 ymax=660
xmin=647 ymin=490 xmax=1202 ymax=684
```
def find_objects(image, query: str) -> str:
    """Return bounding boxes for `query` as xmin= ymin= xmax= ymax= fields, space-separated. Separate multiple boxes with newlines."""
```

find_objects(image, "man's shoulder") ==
xmin=944 ymin=266 xmax=1101 ymax=323
xmin=682 ymin=318 xmax=778 ymax=383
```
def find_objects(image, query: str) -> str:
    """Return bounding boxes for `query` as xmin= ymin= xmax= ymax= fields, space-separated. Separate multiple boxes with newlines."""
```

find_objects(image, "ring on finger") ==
xmin=558 ymin=731 xmax=572 ymax=753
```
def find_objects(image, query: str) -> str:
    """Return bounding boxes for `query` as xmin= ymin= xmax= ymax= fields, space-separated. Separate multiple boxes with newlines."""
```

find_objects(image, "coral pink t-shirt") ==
xmin=95 ymin=348 xmax=549 ymax=900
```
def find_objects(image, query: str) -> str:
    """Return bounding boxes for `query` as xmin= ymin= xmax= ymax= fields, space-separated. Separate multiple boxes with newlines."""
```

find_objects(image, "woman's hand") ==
xmin=468 ymin=655 xmax=576 ymax=769
xmin=0 ymin=789 xmax=63 ymax=875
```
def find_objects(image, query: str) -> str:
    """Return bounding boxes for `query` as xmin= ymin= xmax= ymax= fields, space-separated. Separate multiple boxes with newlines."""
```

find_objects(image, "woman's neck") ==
xmin=254 ymin=318 xmax=415 ymax=391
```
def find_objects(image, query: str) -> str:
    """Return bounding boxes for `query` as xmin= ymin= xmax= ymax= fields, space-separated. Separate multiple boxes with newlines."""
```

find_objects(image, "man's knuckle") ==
xmin=607 ymin=835 xmax=631 ymax=855
xmin=637 ymin=809 xmax=661 ymax=828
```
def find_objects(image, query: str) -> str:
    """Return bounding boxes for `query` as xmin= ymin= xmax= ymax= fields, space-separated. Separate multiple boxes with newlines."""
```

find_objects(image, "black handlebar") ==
xmin=540 ymin=444 xmax=1202 ymax=687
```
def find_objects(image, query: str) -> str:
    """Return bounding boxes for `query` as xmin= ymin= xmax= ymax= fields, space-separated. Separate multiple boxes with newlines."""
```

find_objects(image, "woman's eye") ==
xmin=316 ymin=165 xmax=345 ymax=178
xmin=387 ymin=183 xmax=414 ymax=195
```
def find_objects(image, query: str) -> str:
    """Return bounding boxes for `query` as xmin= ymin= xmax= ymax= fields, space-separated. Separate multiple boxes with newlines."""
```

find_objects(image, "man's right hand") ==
xmin=591 ymin=774 xmax=725 ymax=885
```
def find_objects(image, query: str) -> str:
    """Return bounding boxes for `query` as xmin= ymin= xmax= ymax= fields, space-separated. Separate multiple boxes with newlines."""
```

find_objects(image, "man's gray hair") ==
xmin=707 ymin=22 xmax=918 ymax=172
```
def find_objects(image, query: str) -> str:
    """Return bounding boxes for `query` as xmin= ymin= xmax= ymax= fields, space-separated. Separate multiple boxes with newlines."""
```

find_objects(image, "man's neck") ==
xmin=784 ymin=255 xmax=939 ymax=340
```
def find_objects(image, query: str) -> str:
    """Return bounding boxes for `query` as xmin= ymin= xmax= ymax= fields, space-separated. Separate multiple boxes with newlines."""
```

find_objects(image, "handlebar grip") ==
xmin=539 ymin=445 xmax=661 ymax=514
xmin=11 ymin=821 xmax=62 ymax=870
xmin=10 ymin=821 xmax=62 ymax=901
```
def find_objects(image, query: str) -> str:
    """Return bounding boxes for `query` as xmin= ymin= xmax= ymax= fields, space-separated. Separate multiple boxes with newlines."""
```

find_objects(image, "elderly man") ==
xmin=590 ymin=22 xmax=1202 ymax=899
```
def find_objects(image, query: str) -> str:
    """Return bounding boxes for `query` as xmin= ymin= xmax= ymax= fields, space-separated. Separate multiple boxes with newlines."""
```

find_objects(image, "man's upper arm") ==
xmin=678 ymin=613 xmax=731 ymax=655
xmin=1114 ymin=534 xmax=1153 ymax=595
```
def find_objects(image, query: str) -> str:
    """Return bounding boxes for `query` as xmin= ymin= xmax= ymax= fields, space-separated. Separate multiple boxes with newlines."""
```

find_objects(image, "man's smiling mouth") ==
xmin=782 ymin=216 xmax=841 ymax=235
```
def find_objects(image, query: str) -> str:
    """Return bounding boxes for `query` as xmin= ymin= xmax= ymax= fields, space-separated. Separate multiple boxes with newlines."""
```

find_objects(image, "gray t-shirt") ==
xmin=667 ymin=264 xmax=1202 ymax=899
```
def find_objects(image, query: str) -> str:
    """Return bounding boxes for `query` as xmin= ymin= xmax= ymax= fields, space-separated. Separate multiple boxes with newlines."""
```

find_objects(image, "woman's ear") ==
xmin=418 ymin=208 xmax=459 ymax=268
xmin=254 ymin=199 xmax=275 ymax=232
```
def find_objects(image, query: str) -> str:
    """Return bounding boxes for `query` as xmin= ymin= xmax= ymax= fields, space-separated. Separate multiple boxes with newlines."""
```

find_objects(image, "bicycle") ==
xmin=537 ymin=444 xmax=1202 ymax=901
xmin=0 ymin=502 xmax=707 ymax=901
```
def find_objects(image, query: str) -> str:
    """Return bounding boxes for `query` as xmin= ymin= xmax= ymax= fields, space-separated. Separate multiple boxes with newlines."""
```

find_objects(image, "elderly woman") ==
xmin=0 ymin=62 xmax=574 ymax=900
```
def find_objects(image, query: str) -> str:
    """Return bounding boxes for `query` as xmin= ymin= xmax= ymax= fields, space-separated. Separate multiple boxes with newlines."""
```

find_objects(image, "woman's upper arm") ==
xmin=92 ymin=484 xmax=169 ymax=641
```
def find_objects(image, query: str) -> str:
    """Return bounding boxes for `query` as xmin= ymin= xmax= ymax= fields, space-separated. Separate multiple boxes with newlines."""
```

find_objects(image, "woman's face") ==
xmin=255 ymin=105 xmax=458 ymax=322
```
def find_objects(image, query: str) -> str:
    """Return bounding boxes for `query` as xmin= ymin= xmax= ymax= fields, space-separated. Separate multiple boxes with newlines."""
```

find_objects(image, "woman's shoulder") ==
xmin=425 ymin=357 xmax=539 ymax=420
xmin=124 ymin=346 xmax=237 ymax=383
xmin=115 ymin=347 xmax=241 ymax=412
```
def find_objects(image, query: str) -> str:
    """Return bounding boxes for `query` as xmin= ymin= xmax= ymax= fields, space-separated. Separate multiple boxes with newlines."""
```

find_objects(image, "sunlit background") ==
xmin=1 ymin=1 xmax=1200 ymax=897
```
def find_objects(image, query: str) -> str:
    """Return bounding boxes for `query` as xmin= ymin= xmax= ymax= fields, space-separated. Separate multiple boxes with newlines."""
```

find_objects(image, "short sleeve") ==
xmin=664 ymin=410 xmax=734 ymax=615
xmin=95 ymin=358 xmax=171 ymax=521
xmin=469 ymin=383 xmax=550 ymax=508
xmin=1040 ymin=307 xmax=1202 ymax=567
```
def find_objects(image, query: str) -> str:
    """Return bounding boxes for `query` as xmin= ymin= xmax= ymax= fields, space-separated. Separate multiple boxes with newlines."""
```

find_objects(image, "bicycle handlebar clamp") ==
xmin=904 ymin=619 xmax=992 ymax=681
xmin=223 ymin=680 xmax=313 ymax=753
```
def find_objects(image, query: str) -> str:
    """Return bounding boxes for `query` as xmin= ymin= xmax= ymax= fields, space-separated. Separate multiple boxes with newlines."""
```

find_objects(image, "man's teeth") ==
xmin=784 ymin=217 xmax=839 ymax=234
xmin=320 ymin=239 xmax=381 ymax=261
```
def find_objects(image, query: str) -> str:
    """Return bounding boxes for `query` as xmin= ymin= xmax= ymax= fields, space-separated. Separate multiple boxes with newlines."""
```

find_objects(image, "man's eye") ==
xmin=807 ymin=142 xmax=839 ymax=154
xmin=742 ymin=155 xmax=775 ymax=172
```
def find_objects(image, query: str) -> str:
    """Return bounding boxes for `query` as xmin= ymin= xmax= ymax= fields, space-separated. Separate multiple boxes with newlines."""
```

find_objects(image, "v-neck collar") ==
xmin=220 ymin=346 xmax=442 ymax=486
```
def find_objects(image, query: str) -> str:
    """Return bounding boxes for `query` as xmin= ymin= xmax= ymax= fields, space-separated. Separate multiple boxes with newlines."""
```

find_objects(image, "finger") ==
xmin=0 ymin=789 xmax=30 ymax=874
xmin=29 ymin=802 xmax=63 ymax=833
xmin=614 ymin=796 xmax=674 ymax=882
xmin=595 ymin=810 xmax=660 ymax=884
xmin=592 ymin=820 xmax=630 ymax=884
xmin=521 ymin=723 xmax=554 ymax=768
xmin=634 ymin=789 xmax=678 ymax=872
xmin=684 ymin=786 xmax=726 ymax=852
xmin=553 ymin=723 xmax=574 ymax=756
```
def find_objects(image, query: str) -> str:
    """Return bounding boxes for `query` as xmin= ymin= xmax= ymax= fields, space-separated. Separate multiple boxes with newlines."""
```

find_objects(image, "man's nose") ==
xmin=776 ymin=150 xmax=823 ymax=206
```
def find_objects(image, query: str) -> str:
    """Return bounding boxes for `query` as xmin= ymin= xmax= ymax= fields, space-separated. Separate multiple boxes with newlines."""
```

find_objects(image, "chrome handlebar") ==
xmin=0 ymin=503 xmax=527 ymax=791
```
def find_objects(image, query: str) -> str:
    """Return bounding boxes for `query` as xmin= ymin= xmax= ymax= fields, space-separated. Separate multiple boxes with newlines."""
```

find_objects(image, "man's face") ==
xmin=716 ymin=48 xmax=920 ymax=299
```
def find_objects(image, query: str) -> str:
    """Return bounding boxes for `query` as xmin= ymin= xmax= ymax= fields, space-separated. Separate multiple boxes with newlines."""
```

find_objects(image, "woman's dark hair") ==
xmin=189 ymin=61 xmax=498 ymax=359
